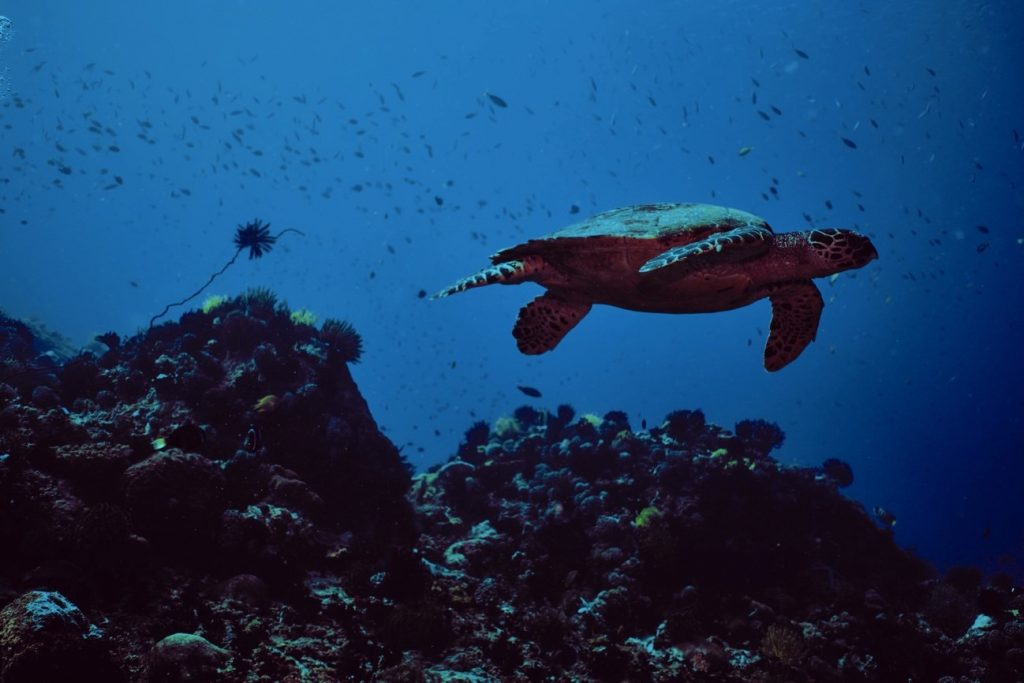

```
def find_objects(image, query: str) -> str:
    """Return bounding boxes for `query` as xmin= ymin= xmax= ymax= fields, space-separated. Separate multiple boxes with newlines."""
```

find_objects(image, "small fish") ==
xmin=794 ymin=48 xmax=810 ymax=59
xmin=976 ymin=225 xmax=989 ymax=234
xmin=841 ymin=137 xmax=857 ymax=149
xmin=737 ymin=146 xmax=753 ymax=156
xmin=244 ymin=425 xmax=260 ymax=452
xmin=486 ymin=92 xmax=508 ymax=108
xmin=976 ymin=242 xmax=989 ymax=253
xmin=569 ymin=204 xmax=580 ymax=214
xmin=873 ymin=506 xmax=897 ymax=527
xmin=516 ymin=385 xmax=542 ymax=398
xmin=254 ymin=394 xmax=279 ymax=413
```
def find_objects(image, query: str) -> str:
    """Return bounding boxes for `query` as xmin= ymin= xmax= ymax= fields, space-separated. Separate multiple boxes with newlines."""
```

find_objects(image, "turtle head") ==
xmin=804 ymin=229 xmax=878 ymax=275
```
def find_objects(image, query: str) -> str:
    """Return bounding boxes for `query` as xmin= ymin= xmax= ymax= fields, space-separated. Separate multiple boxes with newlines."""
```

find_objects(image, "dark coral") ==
xmin=734 ymin=417 xmax=786 ymax=454
xmin=95 ymin=331 xmax=120 ymax=351
xmin=0 ymin=590 xmax=123 ymax=683
xmin=408 ymin=407 xmax=1023 ymax=682
xmin=822 ymin=456 xmax=855 ymax=487
xmin=0 ymin=301 xmax=1021 ymax=682
xmin=319 ymin=318 xmax=363 ymax=364
xmin=663 ymin=408 xmax=706 ymax=441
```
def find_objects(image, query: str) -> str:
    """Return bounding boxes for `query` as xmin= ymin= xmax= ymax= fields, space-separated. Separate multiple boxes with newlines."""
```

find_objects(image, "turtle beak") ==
xmin=847 ymin=231 xmax=879 ymax=266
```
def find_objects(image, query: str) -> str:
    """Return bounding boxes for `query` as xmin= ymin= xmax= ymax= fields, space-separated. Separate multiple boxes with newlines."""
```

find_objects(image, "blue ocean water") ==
xmin=0 ymin=0 xmax=1021 ymax=581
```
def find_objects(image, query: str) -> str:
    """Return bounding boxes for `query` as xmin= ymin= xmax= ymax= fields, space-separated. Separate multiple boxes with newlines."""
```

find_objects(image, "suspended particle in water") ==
xmin=0 ymin=17 xmax=12 ymax=100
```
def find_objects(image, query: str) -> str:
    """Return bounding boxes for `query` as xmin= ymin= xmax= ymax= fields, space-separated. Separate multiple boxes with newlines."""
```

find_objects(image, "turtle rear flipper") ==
xmin=764 ymin=281 xmax=824 ymax=371
xmin=513 ymin=293 xmax=591 ymax=354
xmin=432 ymin=257 xmax=551 ymax=299
xmin=639 ymin=225 xmax=773 ymax=273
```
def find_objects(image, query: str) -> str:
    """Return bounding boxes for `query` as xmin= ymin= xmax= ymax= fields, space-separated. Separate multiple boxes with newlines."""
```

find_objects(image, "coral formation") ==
xmin=319 ymin=318 xmax=363 ymax=364
xmin=288 ymin=308 xmax=317 ymax=327
xmin=0 ymin=300 xmax=1021 ymax=681
xmin=201 ymin=295 xmax=228 ymax=315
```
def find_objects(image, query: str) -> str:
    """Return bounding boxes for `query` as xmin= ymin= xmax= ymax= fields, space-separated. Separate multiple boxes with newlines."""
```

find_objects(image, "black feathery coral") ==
xmin=320 ymin=319 xmax=363 ymax=364
xmin=234 ymin=219 xmax=277 ymax=260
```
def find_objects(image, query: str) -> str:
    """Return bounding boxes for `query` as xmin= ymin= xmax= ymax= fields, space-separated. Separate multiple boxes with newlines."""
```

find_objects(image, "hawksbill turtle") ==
xmin=434 ymin=203 xmax=878 ymax=371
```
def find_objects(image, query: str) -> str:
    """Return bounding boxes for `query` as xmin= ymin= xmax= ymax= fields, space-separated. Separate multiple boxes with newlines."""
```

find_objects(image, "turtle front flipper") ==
xmin=764 ymin=281 xmax=824 ymax=371
xmin=639 ymin=225 xmax=773 ymax=273
xmin=432 ymin=257 xmax=547 ymax=299
xmin=513 ymin=293 xmax=591 ymax=354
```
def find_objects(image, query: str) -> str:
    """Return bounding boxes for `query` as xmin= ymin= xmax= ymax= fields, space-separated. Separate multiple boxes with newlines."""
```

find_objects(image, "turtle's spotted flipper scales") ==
xmin=432 ymin=257 xmax=545 ymax=299
xmin=639 ymin=225 xmax=773 ymax=273
xmin=764 ymin=281 xmax=823 ymax=371
xmin=513 ymin=293 xmax=591 ymax=355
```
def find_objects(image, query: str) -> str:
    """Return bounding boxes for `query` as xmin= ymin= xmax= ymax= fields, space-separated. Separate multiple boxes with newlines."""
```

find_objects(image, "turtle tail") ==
xmin=432 ymin=258 xmax=543 ymax=299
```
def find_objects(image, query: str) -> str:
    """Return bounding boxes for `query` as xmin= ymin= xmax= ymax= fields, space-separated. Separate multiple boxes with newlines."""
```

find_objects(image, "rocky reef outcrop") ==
xmin=0 ymin=298 xmax=1021 ymax=682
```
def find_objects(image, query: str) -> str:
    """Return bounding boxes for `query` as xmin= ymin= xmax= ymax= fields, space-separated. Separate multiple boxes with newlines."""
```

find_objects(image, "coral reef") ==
xmin=0 ymin=299 xmax=1021 ymax=682
xmin=319 ymin=318 xmax=363 ymax=364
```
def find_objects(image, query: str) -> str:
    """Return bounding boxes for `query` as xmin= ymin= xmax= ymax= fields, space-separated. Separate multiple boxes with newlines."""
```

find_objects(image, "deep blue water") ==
xmin=1 ymin=1 xmax=1022 ymax=579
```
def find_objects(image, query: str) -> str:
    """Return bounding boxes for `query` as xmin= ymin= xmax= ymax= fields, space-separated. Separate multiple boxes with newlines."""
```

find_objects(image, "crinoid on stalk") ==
xmin=149 ymin=219 xmax=304 ymax=328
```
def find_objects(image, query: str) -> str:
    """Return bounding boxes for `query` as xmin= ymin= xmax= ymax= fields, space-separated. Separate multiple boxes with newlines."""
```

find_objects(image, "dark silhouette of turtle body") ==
xmin=434 ymin=203 xmax=878 ymax=371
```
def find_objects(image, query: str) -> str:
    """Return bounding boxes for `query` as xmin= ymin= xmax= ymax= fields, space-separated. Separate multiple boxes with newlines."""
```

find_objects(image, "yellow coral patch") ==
xmin=633 ymin=506 xmax=662 ymax=528
xmin=290 ymin=308 xmax=317 ymax=326
xmin=201 ymin=294 xmax=228 ymax=314
xmin=254 ymin=394 xmax=279 ymax=413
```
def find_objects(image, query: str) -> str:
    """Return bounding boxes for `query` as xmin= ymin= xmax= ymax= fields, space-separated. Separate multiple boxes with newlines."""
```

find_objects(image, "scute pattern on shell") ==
xmin=491 ymin=203 xmax=771 ymax=263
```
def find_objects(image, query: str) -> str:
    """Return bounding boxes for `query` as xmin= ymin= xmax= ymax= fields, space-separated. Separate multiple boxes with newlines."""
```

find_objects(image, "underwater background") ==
xmin=1 ymin=0 xmax=1022 ymax=598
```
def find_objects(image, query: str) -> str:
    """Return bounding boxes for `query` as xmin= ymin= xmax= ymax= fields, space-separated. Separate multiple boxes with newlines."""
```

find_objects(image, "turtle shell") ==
xmin=491 ymin=203 xmax=772 ymax=263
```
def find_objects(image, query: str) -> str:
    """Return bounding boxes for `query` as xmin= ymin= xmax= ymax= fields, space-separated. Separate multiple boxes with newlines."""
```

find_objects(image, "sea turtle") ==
xmin=434 ymin=203 xmax=878 ymax=371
